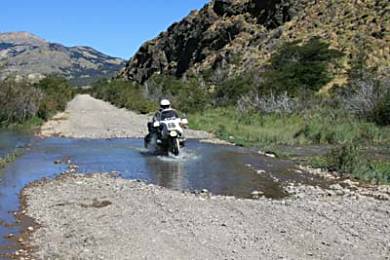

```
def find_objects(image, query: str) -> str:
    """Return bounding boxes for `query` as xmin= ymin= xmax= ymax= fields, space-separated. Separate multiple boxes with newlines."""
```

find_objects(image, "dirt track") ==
xmin=18 ymin=94 xmax=390 ymax=259
xmin=40 ymin=94 xmax=212 ymax=139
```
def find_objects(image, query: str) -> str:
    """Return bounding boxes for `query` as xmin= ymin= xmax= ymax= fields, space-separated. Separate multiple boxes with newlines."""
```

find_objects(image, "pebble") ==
xmin=27 ymin=226 xmax=34 ymax=232
xmin=251 ymin=190 xmax=264 ymax=199
xmin=330 ymin=184 xmax=343 ymax=191
xmin=256 ymin=169 xmax=266 ymax=174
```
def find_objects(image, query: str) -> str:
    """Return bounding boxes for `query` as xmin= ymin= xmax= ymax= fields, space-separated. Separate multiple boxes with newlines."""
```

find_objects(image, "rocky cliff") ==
xmin=118 ymin=0 xmax=389 ymax=87
xmin=0 ymin=32 xmax=126 ymax=85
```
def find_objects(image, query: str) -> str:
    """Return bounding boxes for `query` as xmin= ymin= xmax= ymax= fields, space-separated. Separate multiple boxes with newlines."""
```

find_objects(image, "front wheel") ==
xmin=170 ymin=137 xmax=180 ymax=156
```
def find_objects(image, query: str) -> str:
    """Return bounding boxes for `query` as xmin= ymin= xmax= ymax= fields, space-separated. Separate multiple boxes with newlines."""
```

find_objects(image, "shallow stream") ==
xmin=0 ymin=130 xmax=330 ymax=256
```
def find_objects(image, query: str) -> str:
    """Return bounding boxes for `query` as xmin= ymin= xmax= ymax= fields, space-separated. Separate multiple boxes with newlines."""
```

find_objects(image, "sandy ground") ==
xmin=22 ymin=173 xmax=390 ymax=260
xmin=17 ymin=94 xmax=389 ymax=259
xmin=40 ymin=94 xmax=212 ymax=140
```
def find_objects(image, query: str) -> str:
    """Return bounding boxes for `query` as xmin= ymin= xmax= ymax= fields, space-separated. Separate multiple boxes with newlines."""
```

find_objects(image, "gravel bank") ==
xmin=40 ymin=94 xmax=212 ymax=140
xmin=22 ymin=174 xmax=390 ymax=260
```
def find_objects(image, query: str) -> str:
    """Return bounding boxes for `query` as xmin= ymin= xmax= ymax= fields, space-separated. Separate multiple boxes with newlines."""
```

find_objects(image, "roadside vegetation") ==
xmin=0 ymin=75 xmax=75 ymax=129
xmin=0 ymin=149 xmax=23 ymax=169
xmin=90 ymin=79 xmax=156 ymax=114
xmin=90 ymin=37 xmax=390 ymax=183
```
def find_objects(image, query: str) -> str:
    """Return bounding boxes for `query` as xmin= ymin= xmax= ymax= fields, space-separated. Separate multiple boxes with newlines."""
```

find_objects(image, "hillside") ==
xmin=0 ymin=32 xmax=126 ymax=85
xmin=118 ymin=0 xmax=389 ymax=88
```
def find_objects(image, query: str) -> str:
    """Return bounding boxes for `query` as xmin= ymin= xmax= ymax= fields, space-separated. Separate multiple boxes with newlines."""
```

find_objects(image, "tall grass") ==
xmin=189 ymin=107 xmax=390 ymax=147
xmin=0 ymin=149 xmax=23 ymax=169
xmin=311 ymin=144 xmax=390 ymax=184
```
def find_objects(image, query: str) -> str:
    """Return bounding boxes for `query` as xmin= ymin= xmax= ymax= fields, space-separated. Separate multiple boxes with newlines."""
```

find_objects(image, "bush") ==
xmin=34 ymin=76 xmax=75 ymax=120
xmin=215 ymin=74 xmax=255 ymax=106
xmin=91 ymin=79 xmax=155 ymax=114
xmin=0 ymin=75 xmax=75 ymax=127
xmin=0 ymin=79 xmax=43 ymax=125
xmin=341 ymin=71 xmax=390 ymax=126
xmin=264 ymin=37 xmax=343 ymax=96
xmin=324 ymin=144 xmax=390 ymax=184
xmin=328 ymin=143 xmax=363 ymax=176
xmin=237 ymin=91 xmax=297 ymax=114
xmin=372 ymin=91 xmax=390 ymax=126
xmin=144 ymin=75 xmax=212 ymax=113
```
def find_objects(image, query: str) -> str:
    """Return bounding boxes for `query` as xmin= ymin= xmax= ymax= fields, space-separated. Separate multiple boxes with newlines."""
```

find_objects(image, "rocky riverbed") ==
xmin=18 ymin=173 xmax=390 ymax=260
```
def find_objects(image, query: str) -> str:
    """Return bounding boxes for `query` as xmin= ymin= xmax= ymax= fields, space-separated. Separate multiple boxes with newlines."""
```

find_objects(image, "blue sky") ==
xmin=0 ymin=0 xmax=209 ymax=59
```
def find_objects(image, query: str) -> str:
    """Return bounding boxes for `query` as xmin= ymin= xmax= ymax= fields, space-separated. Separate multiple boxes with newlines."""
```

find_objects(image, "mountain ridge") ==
xmin=0 ymin=32 xmax=126 ymax=85
xmin=118 ymin=0 xmax=389 ymax=88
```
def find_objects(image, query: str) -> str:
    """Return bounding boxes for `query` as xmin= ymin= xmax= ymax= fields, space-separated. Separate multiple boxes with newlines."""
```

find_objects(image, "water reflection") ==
xmin=146 ymin=157 xmax=187 ymax=190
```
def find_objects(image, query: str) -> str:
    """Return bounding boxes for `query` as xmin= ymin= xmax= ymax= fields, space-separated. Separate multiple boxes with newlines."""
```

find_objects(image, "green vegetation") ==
xmin=35 ymin=76 xmax=75 ymax=120
xmin=0 ymin=149 xmax=23 ymax=169
xmin=189 ymin=107 xmax=390 ymax=147
xmin=310 ymin=144 xmax=390 ymax=184
xmin=90 ymin=79 xmax=156 ymax=114
xmin=145 ymin=75 xmax=212 ymax=113
xmin=264 ymin=37 xmax=343 ymax=96
xmin=372 ymin=91 xmax=390 ymax=126
xmin=0 ymin=75 xmax=75 ymax=128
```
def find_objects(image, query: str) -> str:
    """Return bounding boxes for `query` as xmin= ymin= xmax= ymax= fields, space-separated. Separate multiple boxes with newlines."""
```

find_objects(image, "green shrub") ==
xmin=35 ymin=76 xmax=75 ymax=120
xmin=215 ymin=74 xmax=255 ymax=106
xmin=0 ymin=149 xmax=23 ymax=169
xmin=91 ymin=79 xmax=155 ymax=114
xmin=372 ymin=91 xmax=390 ymax=126
xmin=0 ymin=79 xmax=43 ymax=125
xmin=328 ymin=143 xmax=363 ymax=175
xmin=144 ymin=75 xmax=211 ymax=113
xmin=323 ymin=144 xmax=390 ymax=183
xmin=0 ymin=75 xmax=75 ymax=127
xmin=264 ymin=37 xmax=344 ymax=96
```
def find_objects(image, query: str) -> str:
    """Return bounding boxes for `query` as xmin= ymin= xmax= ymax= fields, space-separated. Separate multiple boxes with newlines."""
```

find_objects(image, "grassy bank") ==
xmin=0 ymin=149 xmax=24 ymax=169
xmin=189 ymin=107 xmax=390 ymax=146
xmin=189 ymin=108 xmax=390 ymax=183
xmin=309 ymin=144 xmax=390 ymax=184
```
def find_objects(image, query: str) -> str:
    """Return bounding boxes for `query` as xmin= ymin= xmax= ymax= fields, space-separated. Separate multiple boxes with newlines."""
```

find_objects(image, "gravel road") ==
xmin=22 ymin=174 xmax=390 ymax=260
xmin=40 ymin=94 xmax=212 ymax=139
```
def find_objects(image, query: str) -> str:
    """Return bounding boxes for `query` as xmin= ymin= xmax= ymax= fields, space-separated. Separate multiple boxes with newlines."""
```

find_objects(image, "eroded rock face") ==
xmin=118 ymin=0 xmax=302 ymax=83
xmin=118 ymin=0 xmax=389 ymax=85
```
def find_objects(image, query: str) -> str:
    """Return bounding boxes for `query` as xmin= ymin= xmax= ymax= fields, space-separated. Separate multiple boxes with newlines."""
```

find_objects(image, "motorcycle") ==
xmin=144 ymin=117 xmax=188 ymax=156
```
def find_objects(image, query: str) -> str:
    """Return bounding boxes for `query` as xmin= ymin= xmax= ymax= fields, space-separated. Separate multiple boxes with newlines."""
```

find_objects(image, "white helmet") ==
xmin=160 ymin=99 xmax=171 ymax=109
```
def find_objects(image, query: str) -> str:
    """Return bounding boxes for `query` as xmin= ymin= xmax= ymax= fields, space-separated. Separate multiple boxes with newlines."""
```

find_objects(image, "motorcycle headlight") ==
xmin=170 ymin=131 xmax=178 ymax=137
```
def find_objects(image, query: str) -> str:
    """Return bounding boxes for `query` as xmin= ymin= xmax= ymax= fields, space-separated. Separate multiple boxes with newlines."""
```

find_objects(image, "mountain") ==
xmin=0 ymin=32 xmax=126 ymax=85
xmin=118 ymin=0 xmax=389 ymax=88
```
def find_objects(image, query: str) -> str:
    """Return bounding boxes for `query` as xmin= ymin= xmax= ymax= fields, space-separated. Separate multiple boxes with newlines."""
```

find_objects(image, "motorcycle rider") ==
xmin=152 ymin=99 xmax=178 ymax=123
xmin=145 ymin=99 xmax=179 ymax=146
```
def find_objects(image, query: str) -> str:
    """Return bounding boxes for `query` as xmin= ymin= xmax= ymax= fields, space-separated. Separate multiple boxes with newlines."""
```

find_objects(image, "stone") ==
xmin=251 ymin=190 xmax=264 ymax=199
xmin=329 ymin=184 xmax=343 ymax=191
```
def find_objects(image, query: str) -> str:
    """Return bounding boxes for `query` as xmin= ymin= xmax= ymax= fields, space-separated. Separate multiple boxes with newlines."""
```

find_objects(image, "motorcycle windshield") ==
xmin=161 ymin=110 xmax=178 ymax=120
